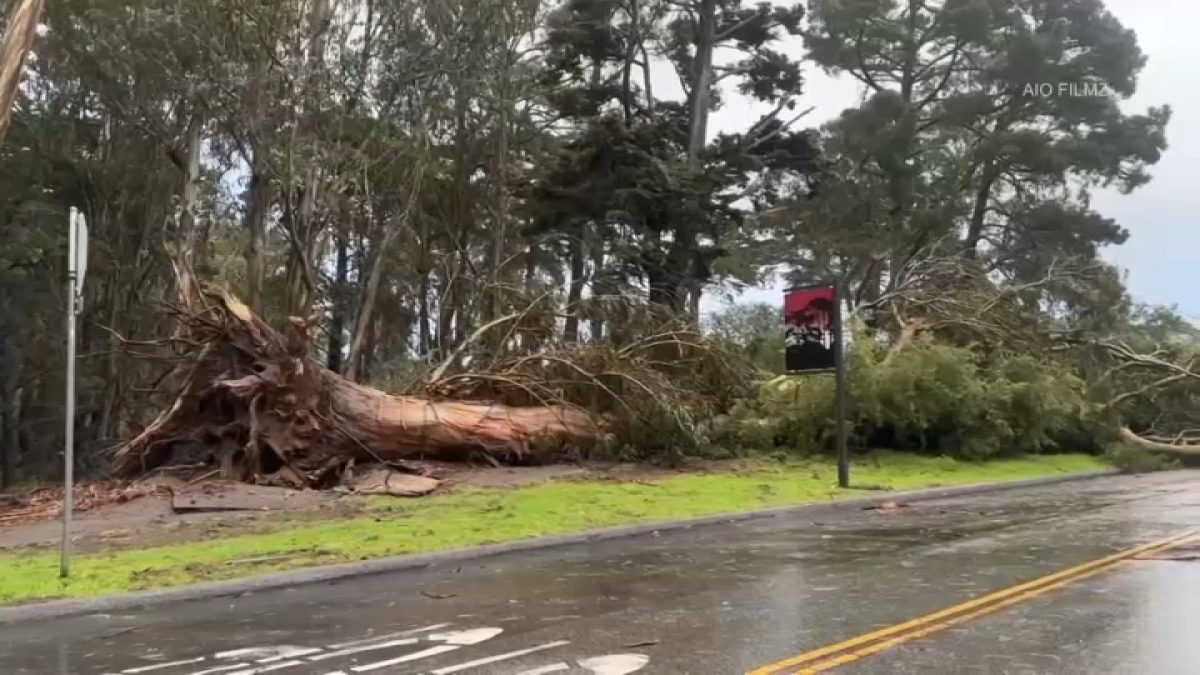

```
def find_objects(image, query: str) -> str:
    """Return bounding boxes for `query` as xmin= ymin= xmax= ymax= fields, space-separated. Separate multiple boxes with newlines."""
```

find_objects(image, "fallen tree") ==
xmin=113 ymin=288 xmax=607 ymax=488
xmin=113 ymin=285 xmax=751 ymax=487
xmin=1116 ymin=427 xmax=1200 ymax=456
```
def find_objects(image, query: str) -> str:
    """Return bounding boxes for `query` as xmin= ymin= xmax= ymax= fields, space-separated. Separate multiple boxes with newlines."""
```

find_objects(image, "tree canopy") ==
xmin=1 ymin=0 xmax=1193 ymax=487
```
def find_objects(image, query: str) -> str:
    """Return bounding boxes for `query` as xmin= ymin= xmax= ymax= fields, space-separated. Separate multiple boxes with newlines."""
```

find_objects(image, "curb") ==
xmin=0 ymin=469 xmax=1118 ymax=625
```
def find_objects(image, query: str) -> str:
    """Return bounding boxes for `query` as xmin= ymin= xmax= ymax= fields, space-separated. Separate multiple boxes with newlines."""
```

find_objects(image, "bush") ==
xmin=714 ymin=335 xmax=1096 ymax=459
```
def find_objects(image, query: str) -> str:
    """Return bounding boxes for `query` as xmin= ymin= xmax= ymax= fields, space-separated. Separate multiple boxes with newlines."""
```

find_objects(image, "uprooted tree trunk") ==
xmin=113 ymin=288 xmax=606 ymax=487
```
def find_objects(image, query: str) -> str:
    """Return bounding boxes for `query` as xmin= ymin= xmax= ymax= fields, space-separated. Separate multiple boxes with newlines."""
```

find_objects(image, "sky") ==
xmin=691 ymin=0 xmax=1198 ymax=320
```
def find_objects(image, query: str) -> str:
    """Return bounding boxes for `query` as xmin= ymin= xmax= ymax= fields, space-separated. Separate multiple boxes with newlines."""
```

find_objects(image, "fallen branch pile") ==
xmin=0 ymin=481 xmax=164 ymax=525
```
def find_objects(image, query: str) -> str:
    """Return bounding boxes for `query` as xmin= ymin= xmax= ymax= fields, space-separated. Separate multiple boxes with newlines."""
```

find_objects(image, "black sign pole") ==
xmin=834 ymin=282 xmax=849 ymax=488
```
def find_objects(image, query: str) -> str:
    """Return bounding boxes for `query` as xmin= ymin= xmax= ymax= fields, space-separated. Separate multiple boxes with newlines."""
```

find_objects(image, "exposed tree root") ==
xmin=113 ymin=288 xmax=606 ymax=488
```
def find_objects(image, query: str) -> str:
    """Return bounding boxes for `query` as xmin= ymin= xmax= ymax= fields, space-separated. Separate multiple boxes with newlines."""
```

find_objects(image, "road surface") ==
xmin=0 ymin=470 xmax=1196 ymax=674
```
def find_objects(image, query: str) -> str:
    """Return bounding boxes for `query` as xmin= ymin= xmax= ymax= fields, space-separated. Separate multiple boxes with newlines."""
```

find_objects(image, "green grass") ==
xmin=0 ymin=452 xmax=1106 ymax=605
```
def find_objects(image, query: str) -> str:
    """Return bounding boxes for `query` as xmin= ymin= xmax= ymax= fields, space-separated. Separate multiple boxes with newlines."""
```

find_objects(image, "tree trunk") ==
xmin=418 ymin=270 xmax=432 ymax=356
xmin=686 ymin=0 xmax=716 ymax=168
xmin=327 ymin=231 xmax=349 ymax=372
xmin=621 ymin=0 xmax=640 ymax=121
xmin=1118 ymin=427 xmax=1200 ymax=457
xmin=484 ymin=1 xmax=512 ymax=325
xmin=437 ymin=267 xmax=457 ymax=357
xmin=0 ymin=281 xmax=23 ymax=489
xmin=0 ymin=0 xmax=45 ymax=146
xmin=688 ymin=281 xmax=701 ymax=320
xmin=178 ymin=116 xmax=204 ymax=289
xmin=563 ymin=237 xmax=585 ymax=342
xmin=964 ymin=162 xmax=998 ymax=259
xmin=589 ymin=239 xmax=605 ymax=341
xmin=243 ymin=158 xmax=271 ymax=315
xmin=0 ymin=387 xmax=20 ymax=490
xmin=670 ymin=0 xmax=716 ymax=318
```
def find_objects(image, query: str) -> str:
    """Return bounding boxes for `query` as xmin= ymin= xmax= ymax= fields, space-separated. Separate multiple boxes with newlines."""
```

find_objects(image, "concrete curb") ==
xmin=0 ymin=469 xmax=1118 ymax=625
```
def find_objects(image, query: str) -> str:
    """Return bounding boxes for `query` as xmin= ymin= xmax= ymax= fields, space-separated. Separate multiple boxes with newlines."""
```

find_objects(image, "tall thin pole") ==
xmin=834 ymin=282 xmax=849 ymax=488
xmin=61 ymin=209 xmax=78 ymax=578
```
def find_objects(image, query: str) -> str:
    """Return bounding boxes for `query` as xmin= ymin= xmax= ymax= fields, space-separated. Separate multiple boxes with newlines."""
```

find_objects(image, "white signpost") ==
xmin=62 ymin=206 xmax=87 ymax=578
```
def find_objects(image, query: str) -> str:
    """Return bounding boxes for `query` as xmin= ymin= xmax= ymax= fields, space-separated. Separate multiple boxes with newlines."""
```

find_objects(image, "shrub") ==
xmin=714 ymin=335 xmax=1095 ymax=459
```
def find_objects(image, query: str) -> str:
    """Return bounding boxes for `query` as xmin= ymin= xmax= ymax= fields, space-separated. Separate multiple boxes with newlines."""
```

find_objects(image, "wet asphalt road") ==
xmin=0 ymin=471 xmax=1196 ymax=675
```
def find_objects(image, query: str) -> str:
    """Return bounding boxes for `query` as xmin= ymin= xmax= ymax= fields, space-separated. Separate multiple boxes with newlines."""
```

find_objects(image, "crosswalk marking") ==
xmin=349 ymin=645 xmax=460 ymax=672
xmin=326 ymin=624 xmax=450 ymax=649
xmin=430 ymin=640 xmax=570 ymax=674
xmin=120 ymin=658 xmax=207 ymax=674
xmin=114 ymin=622 xmax=648 ymax=675
xmin=305 ymin=637 xmax=419 ymax=661
xmin=215 ymin=647 xmax=321 ymax=663
xmin=187 ymin=665 xmax=250 ymax=675
xmin=225 ymin=661 xmax=305 ymax=675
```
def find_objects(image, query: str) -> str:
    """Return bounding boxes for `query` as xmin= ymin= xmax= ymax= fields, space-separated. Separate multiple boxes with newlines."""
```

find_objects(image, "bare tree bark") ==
xmin=483 ymin=0 xmax=512 ymax=325
xmin=0 ymin=0 xmax=44 ymax=146
xmin=176 ymin=115 xmax=205 ymax=294
xmin=686 ymin=0 xmax=716 ymax=168
xmin=418 ymin=270 xmax=432 ymax=356
xmin=674 ymin=0 xmax=717 ymax=319
xmin=1118 ymin=427 xmax=1200 ymax=457
xmin=621 ymin=0 xmax=641 ymax=122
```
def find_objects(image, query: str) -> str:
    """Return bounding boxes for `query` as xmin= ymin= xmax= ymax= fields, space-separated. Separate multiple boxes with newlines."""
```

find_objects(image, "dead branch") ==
xmin=1118 ymin=427 xmax=1200 ymax=457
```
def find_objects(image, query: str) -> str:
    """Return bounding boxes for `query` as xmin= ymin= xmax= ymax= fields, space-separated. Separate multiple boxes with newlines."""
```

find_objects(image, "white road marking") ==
xmin=430 ymin=640 xmax=571 ymax=674
xmin=216 ymin=647 xmax=323 ymax=663
xmin=120 ymin=658 xmax=206 ymax=673
xmin=305 ymin=638 xmax=419 ymax=661
xmin=187 ymin=665 xmax=251 ymax=675
xmin=349 ymin=645 xmax=459 ymax=672
xmin=578 ymin=654 xmax=650 ymax=674
xmin=426 ymin=627 xmax=504 ymax=646
xmin=327 ymin=624 xmax=450 ymax=649
xmin=125 ymin=624 xmax=514 ymax=675
xmin=516 ymin=665 xmax=570 ymax=675
xmin=226 ymin=662 xmax=305 ymax=675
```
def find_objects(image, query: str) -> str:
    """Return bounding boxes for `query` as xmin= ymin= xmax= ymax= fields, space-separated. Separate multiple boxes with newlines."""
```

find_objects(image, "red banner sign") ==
xmin=784 ymin=285 xmax=837 ymax=372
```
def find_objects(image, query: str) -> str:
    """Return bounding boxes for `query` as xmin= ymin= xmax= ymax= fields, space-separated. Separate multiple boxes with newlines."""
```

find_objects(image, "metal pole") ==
xmin=834 ymin=282 xmax=849 ymax=489
xmin=61 ymin=211 xmax=77 ymax=578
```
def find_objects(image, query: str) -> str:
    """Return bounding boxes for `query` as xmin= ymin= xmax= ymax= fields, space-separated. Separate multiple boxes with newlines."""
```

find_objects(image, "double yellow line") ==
xmin=748 ymin=530 xmax=1198 ymax=674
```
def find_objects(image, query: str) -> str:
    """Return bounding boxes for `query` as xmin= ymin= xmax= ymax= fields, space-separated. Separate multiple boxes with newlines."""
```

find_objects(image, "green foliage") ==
xmin=705 ymin=302 xmax=783 ymax=375
xmin=714 ymin=336 xmax=1092 ymax=459
xmin=1104 ymin=443 xmax=1181 ymax=474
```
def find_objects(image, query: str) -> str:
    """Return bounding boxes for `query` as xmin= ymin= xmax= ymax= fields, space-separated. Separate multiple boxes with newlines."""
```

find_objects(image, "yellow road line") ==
xmin=748 ymin=530 xmax=1198 ymax=675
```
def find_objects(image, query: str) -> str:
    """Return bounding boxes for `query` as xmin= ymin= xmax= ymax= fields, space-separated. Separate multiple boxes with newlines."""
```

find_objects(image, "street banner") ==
xmin=784 ymin=284 xmax=836 ymax=373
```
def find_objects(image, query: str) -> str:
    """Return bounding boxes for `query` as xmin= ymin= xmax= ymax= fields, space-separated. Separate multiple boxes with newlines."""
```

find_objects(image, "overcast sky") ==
xmin=692 ymin=0 xmax=1197 ymax=319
